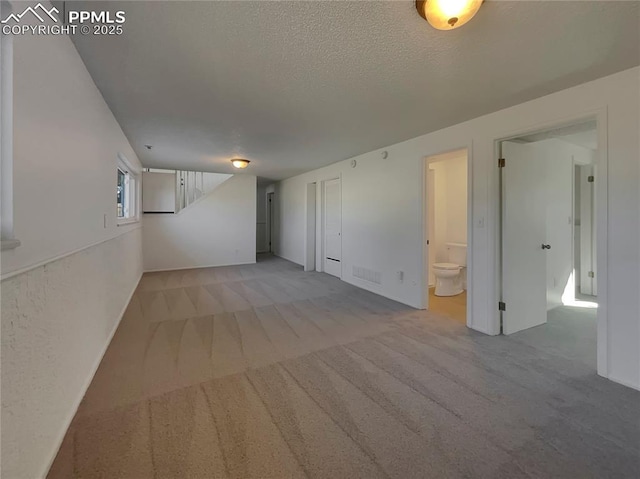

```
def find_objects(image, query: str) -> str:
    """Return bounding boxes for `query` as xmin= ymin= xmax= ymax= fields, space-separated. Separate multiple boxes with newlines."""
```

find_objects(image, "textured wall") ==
xmin=1 ymin=227 xmax=143 ymax=478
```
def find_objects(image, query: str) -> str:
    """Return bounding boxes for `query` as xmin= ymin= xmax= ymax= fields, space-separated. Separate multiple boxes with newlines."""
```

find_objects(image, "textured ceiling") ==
xmin=68 ymin=1 xmax=639 ymax=181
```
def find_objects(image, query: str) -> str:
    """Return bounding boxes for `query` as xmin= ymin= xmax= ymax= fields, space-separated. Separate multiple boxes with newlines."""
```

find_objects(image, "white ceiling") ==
xmin=68 ymin=1 xmax=639 ymax=181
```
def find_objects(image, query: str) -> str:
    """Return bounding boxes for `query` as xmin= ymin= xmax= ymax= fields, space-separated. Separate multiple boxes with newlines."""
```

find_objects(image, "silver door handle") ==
xmin=541 ymin=244 xmax=551 ymax=250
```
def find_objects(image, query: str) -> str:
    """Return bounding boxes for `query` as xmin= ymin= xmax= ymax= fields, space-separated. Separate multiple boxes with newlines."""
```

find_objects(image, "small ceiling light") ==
xmin=231 ymin=158 xmax=250 ymax=169
xmin=416 ymin=0 xmax=483 ymax=30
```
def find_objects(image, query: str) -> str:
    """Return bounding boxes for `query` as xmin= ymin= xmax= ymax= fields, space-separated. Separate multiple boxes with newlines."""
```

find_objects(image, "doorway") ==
xmin=499 ymin=119 xmax=600 ymax=368
xmin=322 ymin=178 xmax=341 ymax=278
xmin=304 ymin=183 xmax=316 ymax=272
xmin=423 ymin=148 xmax=469 ymax=324
xmin=266 ymin=192 xmax=274 ymax=253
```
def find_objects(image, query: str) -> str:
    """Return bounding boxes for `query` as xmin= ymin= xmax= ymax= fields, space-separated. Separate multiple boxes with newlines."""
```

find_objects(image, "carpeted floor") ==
xmin=48 ymin=255 xmax=640 ymax=478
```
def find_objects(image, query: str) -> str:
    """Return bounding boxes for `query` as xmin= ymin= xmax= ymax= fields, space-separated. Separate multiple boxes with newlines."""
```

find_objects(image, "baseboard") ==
xmin=607 ymin=374 xmax=640 ymax=392
xmin=41 ymin=271 xmax=143 ymax=478
xmin=272 ymin=253 xmax=304 ymax=267
xmin=143 ymin=260 xmax=256 ymax=273
xmin=341 ymin=275 xmax=420 ymax=309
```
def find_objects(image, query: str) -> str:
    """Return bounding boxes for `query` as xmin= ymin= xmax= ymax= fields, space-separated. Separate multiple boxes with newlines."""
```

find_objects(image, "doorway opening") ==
xmin=304 ymin=182 xmax=316 ymax=272
xmin=321 ymin=177 xmax=342 ymax=278
xmin=424 ymin=148 xmax=469 ymax=324
xmin=266 ymin=192 xmax=274 ymax=253
xmin=499 ymin=118 xmax=600 ymax=369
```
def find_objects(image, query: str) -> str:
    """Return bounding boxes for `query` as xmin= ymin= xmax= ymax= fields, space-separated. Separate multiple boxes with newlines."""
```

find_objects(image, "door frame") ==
xmin=421 ymin=145 xmax=473 ymax=328
xmin=494 ymin=108 xmax=608 ymax=377
xmin=304 ymin=182 xmax=317 ymax=272
xmin=319 ymin=176 xmax=342 ymax=278
xmin=266 ymin=191 xmax=274 ymax=253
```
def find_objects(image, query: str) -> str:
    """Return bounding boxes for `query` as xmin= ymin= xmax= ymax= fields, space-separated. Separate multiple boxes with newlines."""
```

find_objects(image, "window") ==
xmin=116 ymin=155 xmax=139 ymax=224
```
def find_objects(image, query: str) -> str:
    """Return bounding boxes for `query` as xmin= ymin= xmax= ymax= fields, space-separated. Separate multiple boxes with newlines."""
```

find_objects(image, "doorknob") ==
xmin=541 ymin=244 xmax=551 ymax=250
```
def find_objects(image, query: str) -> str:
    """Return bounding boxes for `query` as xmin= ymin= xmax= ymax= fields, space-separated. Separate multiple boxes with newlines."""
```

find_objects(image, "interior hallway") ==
xmin=49 ymin=256 xmax=640 ymax=478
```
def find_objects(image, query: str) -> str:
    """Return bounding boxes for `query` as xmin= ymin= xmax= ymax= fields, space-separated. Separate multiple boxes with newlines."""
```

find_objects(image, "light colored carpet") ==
xmin=49 ymin=255 xmax=640 ymax=478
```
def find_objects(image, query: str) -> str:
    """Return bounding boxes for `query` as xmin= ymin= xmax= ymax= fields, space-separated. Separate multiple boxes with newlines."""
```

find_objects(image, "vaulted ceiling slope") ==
xmin=69 ymin=1 xmax=639 ymax=181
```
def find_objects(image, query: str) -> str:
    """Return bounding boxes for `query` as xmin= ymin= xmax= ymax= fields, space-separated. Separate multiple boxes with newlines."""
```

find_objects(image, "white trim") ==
xmin=318 ymin=175 xmax=342 ymax=277
xmin=117 ymin=152 xmax=141 ymax=176
xmin=0 ymin=1 xmax=17 ymax=247
xmin=0 ymin=226 xmax=141 ymax=281
xmin=494 ymin=107 xmax=608 ymax=376
xmin=304 ymin=182 xmax=317 ymax=272
xmin=607 ymin=374 xmax=640 ymax=392
xmin=117 ymin=154 xmax=141 ymax=225
xmin=143 ymin=260 xmax=256 ymax=274
xmin=41 ymin=270 xmax=143 ymax=478
xmin=343 ymin=275 xmax=420 ymax=309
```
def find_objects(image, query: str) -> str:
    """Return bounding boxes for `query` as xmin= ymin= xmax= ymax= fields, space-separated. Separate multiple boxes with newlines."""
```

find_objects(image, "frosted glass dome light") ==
xmin=416 ymin=0 xmax=483 ymax=30
xmin=231 ymin=159 xmax=250 ymax=169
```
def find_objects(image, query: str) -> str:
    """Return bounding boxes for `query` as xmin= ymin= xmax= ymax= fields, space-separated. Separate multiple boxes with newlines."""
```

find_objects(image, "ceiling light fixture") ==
xmin=231 ymin=158 xmax=250 ymax=169
xmin=416 ymin=0 xmax=483 ymax=30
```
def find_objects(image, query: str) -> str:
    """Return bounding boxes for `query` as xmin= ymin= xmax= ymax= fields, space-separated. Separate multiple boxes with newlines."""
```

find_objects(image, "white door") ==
xmin=502 ymin=141 xmax=547 ymax=334
xmin=323 ymin=178 xmax=341 ymax=277
xmin=579 ymin=165 xmax=597 ymax=296
xmin=427 ymin=168 xmax=436 ymax=286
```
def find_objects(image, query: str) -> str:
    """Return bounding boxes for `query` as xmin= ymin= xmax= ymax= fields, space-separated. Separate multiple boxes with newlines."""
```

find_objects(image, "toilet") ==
xmin=433 ymin=242 xmax=467 ymax=296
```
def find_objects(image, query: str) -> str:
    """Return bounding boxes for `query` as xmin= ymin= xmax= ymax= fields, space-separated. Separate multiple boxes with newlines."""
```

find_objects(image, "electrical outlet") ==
xmin=397 ymin=271 xmax=404 ymax=282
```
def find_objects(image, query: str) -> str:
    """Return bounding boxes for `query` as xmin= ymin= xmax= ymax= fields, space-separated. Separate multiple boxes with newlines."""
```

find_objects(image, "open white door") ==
xmin=579 ymin=165 xmax=597 ymax=296
xmin=323 ymin=178 xmax=341 ymax=277
xmin=427 ymin=168 xmax=436 ymax=286
xmin=502 ymin=141 xmax=547 ymax=334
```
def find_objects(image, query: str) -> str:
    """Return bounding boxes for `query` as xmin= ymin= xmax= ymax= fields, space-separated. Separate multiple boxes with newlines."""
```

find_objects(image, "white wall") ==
xmin=142 ymin=171 xmax=177 ymax=213
xmin=272 ymin=67 xmax=640 ymax=390
xmin=1 ymin=12 xmax=144 ymax=478
xmin=143 ymin=175 xmax=257 ymax=271
xmin=429 ymin=152 xmax=467 ymax=264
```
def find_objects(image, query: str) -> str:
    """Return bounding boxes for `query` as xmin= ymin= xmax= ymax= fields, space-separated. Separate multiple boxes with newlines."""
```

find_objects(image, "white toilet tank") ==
xmin=446 ymin=243 xmax=467 ymax=266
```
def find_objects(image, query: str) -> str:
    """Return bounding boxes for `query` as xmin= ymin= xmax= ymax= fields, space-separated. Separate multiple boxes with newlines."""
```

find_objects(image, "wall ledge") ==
xmin=1 ymin=226 xmax=141 ymax=282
